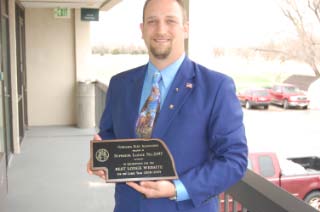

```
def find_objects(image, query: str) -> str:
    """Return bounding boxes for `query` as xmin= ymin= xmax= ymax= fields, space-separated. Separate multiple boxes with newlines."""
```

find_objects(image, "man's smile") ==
xmin=153 ymin=37 xmax=170 ymax=43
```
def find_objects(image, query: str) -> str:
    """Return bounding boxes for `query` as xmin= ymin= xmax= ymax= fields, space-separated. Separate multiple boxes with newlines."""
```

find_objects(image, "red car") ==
xmin=248 ymin=152 xmax=320 ymax=211
xmin=237 ymin=87 xmax=271 ymax=109
xmin=269 ymin=84 xmax=309 ymax=109
xmin=220 ymin=152 xmax=320 ymax=211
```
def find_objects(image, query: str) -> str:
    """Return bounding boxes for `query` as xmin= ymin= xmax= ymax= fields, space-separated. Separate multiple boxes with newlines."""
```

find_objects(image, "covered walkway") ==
xmin=5 ymin=126 xmax=115 ymax=212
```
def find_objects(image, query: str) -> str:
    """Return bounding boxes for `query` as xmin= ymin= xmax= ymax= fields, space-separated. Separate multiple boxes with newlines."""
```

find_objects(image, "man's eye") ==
xmin=147 ymin=20 xmax=157 ymax=24
xmin=167 ymin=19 xmax=177 ymax=24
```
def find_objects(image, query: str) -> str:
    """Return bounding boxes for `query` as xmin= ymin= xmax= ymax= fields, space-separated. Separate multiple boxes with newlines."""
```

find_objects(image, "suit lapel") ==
xmin=152 ymin=58 xmax=195 ymax=138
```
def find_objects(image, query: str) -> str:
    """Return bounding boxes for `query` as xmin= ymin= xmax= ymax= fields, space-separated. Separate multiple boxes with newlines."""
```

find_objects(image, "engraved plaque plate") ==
xmin=90 ymin=139 xmax=178 ymax=182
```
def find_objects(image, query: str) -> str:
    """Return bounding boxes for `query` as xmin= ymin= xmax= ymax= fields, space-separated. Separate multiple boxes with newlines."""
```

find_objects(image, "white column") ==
xmin=9 ymin=0 xmax=20 ymax=154
xmin=74 ymin=9 xmax=93 ymax=82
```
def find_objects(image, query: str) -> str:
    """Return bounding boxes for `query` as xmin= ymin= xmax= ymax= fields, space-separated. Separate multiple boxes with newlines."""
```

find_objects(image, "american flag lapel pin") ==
xmin=186 ymin=83 xmax=193 ymax=89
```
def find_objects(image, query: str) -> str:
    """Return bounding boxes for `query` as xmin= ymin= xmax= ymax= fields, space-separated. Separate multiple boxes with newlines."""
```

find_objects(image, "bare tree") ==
xmin=226 ymin=1 xmax=320 ymax=77
xmin=277 ymin=0 xmax=320 ymax=76
xmin=308 ymin=0 xmax=320 ymax=24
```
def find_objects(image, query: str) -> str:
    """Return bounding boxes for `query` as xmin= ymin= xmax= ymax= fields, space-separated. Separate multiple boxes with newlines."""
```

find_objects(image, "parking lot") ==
xmin=243 ymin=105 xmax=320 ymax=158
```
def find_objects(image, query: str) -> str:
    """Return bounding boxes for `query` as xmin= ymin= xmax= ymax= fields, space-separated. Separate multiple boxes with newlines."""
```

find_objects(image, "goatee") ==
xmin=150 ymin=45 xmax=172 ymax=60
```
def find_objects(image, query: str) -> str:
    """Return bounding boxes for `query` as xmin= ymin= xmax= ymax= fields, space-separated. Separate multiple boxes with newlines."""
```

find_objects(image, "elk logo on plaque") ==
xmin=95 ymin=148 xmax=109 ymax=162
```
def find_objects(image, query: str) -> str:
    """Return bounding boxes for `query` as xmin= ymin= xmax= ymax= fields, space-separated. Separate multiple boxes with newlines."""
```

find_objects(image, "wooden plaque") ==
xmin=90 ymin=139 xmax=178 ymax=183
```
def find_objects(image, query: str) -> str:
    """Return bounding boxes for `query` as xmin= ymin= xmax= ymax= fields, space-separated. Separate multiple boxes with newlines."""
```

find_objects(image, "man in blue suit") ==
xmin=87 ymin=0 xmax=248 ymax=211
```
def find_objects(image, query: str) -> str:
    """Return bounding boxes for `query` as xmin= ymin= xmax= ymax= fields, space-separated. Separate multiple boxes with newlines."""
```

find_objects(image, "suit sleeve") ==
xmin=178 ymin=77 xmax=248 ymax=208
xmin=98 ymin=78 xmax=116 ymax=140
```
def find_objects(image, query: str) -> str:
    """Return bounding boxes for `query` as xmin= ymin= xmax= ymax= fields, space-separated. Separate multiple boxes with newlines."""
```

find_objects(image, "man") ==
xmin=87 ymin=0 xmax=248 ymax=211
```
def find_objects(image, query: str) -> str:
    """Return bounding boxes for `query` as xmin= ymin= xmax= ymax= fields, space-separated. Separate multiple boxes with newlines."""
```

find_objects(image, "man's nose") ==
xmin=155 ymin=21 xmax=168 ymax=33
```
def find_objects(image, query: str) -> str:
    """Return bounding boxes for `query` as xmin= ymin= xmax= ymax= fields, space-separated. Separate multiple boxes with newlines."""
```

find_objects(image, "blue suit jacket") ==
xmin=99 ymin=57 xmax=248 ymax=212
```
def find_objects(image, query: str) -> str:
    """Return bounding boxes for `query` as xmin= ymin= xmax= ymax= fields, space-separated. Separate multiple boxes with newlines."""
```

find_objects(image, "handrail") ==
xmin=94 ymin=81 xmax=108 ymax=128
xmin=226 ymin=170 xmax=318 ymax=212
xmin=95 ymin=80 xmax=108 ymax=93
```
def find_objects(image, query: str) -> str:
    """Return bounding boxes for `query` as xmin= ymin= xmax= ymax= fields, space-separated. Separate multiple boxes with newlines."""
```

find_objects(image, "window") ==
xmin=247 ymin=158 xmax=252 ymax=170
xmin=258 ymin=156 xmax=275 ymax=178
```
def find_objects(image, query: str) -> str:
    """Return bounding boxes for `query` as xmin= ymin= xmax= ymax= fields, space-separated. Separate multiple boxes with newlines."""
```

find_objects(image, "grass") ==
xmin=230 ymin=72 xmax=291 ymax=91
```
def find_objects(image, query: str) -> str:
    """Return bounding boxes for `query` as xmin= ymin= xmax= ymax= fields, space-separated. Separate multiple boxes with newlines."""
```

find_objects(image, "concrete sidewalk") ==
xmin=5 ymin=126 xmax=115 ymax=212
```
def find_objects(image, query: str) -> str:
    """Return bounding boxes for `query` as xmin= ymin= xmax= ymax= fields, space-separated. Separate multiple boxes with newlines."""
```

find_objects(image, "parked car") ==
xmin=220 ymin=152 xmax=320 ymax=211
xmin=248 ymin=152 xmax=320 ymax=210
xmin=237 ymin=87 xmax=271 ymax=109
xmin=269 ymin=84 xmax=309 ymax=109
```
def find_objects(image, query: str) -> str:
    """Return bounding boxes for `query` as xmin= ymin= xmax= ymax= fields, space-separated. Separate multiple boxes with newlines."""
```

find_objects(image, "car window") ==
xmin=273 ymin=86 xmax=281 ymax=92
xmin=253 ymin=90 xmax=268 ymax=96
xmin=258 ymin=155 xmax=275 ymax=178
xmin=283 ymin=86 xmax=299 ymax=93
xmin=247 ymin=158 xmax=252 ymax=170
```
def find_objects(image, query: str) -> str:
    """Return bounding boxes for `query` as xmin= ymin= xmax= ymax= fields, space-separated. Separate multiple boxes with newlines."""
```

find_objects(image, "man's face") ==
xmin=140 ymin=0 xmax=189 ymax=61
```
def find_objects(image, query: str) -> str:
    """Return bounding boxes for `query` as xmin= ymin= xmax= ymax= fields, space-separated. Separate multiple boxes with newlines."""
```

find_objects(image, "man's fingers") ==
xmin=93 ymin=134 xmax=102 ymax=141
xmin=139 ymin=181 xmax=159 ymax=198
xmin=87 ymin=165 xmax=93 ymax=175
xmin=126 ymin=181 xmax=172 ymax=198
xmin=126 ymin=182 xmax=157 ymax=198
xmin=95 ymin=170 xmax=106 ymax=179
xmin=87 ymin=158 xmax=106 ymax=180
xmin=89 ymin=169 xmax=106 ymax=180
xmin=140 ymin=181 xmax=157 ymax=189
xmin=126 ymin=182 xmax=147 ymax=194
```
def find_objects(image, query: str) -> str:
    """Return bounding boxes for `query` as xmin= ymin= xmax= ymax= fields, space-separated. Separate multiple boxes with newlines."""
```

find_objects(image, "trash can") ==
xmin=76 ymin=81 xmax=95 ymax=128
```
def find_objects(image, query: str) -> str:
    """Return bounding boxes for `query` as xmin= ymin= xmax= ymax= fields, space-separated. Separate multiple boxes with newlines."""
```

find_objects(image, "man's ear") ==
xmin=183 ymin=21 xmax=189 ymax=39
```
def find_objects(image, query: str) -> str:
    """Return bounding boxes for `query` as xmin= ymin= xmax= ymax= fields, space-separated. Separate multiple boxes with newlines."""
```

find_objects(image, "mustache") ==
xmin=152 ymin=34 xmax=171 ymax=39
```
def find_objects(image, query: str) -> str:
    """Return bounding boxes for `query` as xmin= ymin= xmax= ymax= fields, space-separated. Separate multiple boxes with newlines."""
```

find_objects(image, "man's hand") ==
xmin=126 ymin=180 xmax=176 ymax=199
xmin=87 ymin=134 xmax=106 ymax=180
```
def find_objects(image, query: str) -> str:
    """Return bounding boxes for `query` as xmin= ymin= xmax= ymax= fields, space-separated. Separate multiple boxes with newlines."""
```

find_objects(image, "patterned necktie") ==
xmin=136 ymin=71 xmax=162 ymax=138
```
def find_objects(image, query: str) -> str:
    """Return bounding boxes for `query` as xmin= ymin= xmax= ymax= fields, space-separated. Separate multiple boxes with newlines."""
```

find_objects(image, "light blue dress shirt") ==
xmin=138 ymin=53 xmax=190 ymax=201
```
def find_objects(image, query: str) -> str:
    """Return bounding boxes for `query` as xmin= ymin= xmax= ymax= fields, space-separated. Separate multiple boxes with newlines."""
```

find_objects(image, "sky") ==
xmin=89 ymin=0 xmax=317 ymax=83
xmin=90 ymin=0 xmax=145 ymax=48
xmin=90 ymin=0 xmax=298 ymax=60
xmin=189 ymin=0 xmax=291 ymax=46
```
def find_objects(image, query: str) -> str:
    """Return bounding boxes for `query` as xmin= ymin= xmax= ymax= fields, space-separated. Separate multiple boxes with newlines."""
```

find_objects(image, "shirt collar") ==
xmin=147 ymin=53 xmax=186 ymax=88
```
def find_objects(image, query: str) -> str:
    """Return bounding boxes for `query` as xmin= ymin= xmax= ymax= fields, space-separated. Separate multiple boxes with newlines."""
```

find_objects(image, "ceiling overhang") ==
xmin=19 ymin=0 xmax=122 ymax=11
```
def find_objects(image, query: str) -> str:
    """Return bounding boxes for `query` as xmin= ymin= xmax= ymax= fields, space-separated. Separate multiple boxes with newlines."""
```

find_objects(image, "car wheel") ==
xmin=283 ymin=99 xmax=289 ymax=109
xmin=302 ymin=106 xmax=308 ymax=110
xmin=304 ymin=191 xmax=320 ymax=211
xmin=264 ymin=105 xmax=269 ymax=110
xmin=245 ymin=101 xmax=251 ymax=109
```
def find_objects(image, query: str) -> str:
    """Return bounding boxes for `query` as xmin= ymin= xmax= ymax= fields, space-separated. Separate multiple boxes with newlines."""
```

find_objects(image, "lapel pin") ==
xmin=175 ymin=88 xmax=179 ymax=92
xmin=186 ymin=83 xmax=193 ymax=89
xmin=169 ymin=104 xmax=174 ymax=110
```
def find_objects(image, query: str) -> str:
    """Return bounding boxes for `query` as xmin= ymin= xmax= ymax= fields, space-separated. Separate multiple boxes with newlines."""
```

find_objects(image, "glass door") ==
xmin=1 ymin=0 xmax=13 ymax=162
xmin=0 ymin=73 xmax=5 ymax=154
xmin=16 ymin=4 xmax=27 ymax=141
